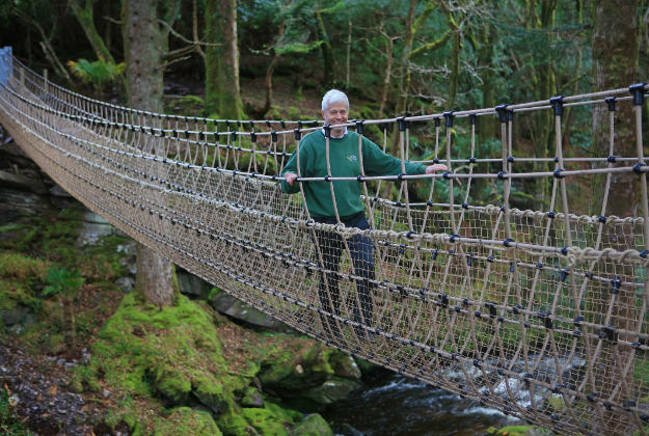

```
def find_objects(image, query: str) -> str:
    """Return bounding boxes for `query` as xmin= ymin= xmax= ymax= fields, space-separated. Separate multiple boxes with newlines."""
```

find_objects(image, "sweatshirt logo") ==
xmin=346 ymin=153 xmax=358 ymax=162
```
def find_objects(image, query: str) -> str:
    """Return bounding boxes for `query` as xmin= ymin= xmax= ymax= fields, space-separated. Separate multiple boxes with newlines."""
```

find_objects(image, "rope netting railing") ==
xmin=1 ymin=47 xmax=649 ymax=435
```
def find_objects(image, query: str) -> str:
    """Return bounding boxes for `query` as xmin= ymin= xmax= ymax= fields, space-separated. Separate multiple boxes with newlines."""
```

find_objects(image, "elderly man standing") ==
xmin=281 ymin=89 xmax=447 ymax=342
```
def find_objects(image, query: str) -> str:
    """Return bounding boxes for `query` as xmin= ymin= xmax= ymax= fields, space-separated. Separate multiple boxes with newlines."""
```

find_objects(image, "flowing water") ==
xmin=323 ymin=369 xmax=520 ymax=436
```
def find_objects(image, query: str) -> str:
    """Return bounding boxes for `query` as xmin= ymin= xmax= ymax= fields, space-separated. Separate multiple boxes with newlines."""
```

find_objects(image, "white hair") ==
xmin=321 ymin=89 xmax=349 ymax=112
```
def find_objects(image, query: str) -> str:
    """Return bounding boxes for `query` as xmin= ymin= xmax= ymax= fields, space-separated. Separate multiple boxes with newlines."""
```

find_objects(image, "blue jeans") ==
xmin=313 ymin=212 xmax=375 ymax=338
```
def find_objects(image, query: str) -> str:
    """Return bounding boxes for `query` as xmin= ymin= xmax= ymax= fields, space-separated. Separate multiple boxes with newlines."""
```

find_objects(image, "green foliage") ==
xmin=0 ymin=386 xmax=29 ymax=436
xmin=42 ymin=267 xmax=84 ymax=298
xmin=66 ymin=59 xmax=124 ymax=94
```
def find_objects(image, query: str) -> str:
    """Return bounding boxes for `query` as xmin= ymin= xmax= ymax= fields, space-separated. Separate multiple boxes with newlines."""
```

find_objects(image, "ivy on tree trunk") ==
xmin=204 ymin=0 xmax=244 ymax=120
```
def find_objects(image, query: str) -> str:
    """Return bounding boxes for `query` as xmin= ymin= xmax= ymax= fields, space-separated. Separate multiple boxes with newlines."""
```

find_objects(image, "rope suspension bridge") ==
xmin=2 ymin=46 xmax=649 ymax=435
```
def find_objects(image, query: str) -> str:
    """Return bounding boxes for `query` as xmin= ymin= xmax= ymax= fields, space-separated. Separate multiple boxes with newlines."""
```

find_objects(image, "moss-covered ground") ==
xmin=0 ymin=202 xmax=342 ymax=434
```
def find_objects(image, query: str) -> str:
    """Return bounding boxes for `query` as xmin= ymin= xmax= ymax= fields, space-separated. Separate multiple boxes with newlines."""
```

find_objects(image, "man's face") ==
xmin=322 ymin=101 xmax=348 ymax=137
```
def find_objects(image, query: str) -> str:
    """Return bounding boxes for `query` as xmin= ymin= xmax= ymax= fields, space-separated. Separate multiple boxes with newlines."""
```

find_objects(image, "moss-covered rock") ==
xmin=485 ymin=425 xmax=540 ymax=436
xmin=81 ymin=292 xmax=244 ymax=430
xmin=240 ymin=386 xmax=264 ymax=408
xmin=303 ymin=377 xmax=361 ymax=405
xmin=291 ymin=413 xmax=333 ymax=436
xmin=258 ymin=342 xmax=361 ymax=408
xmin=153 ymin=407 xmax=221 ymax=436
xmin=238 ymin=402 xmax=301 ymax=436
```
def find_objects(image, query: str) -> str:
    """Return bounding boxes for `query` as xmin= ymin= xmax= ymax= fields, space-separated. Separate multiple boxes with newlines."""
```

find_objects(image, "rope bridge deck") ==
xmin=1 ymin=47 xmax=649 ymax=435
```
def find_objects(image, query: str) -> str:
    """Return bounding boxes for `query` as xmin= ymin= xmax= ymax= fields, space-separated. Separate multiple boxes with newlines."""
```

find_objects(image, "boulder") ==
xmin=331 ymin=353 xmax=361 ymax=379
xmin=76 ymin=211 xmax=114 ymax=246
xmin=240 ymin=386 xmax=264 ymax=408
xmin=115 ymin=277 xmax=135 ymax=292
xmin=0 ymin=188 xmax=51 ymax=222
xmin=291 ymin=414 xmax=333 ymax=436
xmin=152 ymin=407 xmax=222 ymax=436
xmin=303 ymin=378 xmax=361 ymax=405
xmin=209 ymin=292 xmax=288 ymax=330
xmin=177 ymin=269 xmax=211 ymax=299
xmin=0 ymin=304 xmax=34 ymax=327
xmin=0 ymin=169 xmax=48 ymax=194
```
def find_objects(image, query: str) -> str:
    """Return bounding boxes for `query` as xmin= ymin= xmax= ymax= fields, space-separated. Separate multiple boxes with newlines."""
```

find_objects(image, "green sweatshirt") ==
xmin=280 ymin=130 xmax=426 ymax=218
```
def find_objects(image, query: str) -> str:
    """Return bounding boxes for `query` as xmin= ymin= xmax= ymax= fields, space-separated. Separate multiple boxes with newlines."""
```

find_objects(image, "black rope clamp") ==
xmin=605 ymin=96 xmax=616 ymax=112
xmin=503 ymin=238 xmax=514 ymax=247
xmin=553 ymin=168 xmax=565 ymax=178
xmin=442 ymin=171 xmax=452 ymax=179
xmin=611 ymin=277 xmax=621 ymax=294
xmin=640 ymin=249 xmax=649 ymax=258
xmin=485 ymin=301 xmax=497 ymax=317
xmin=449 ymin=234 xmax=460 ymax=242
xmin=397 ymin=116 xmax=407 ymax=131
xmin=461 ymin=202 xmax=469 ymax=209
xmin=470 ymin=114 xmax=477 ymax=126
xmin=598 ymin=215 xmax=607 ymax=223
xmin=433 ymin=157 xmax=441 ymax=164
xmin=629 ymin=83 xmax=646 ymax=106
xmin=356 ymin=120 xmax=364 ymax=135
xmin=434 ymin=118 xmax=441 ymax=128
xmin=495 ymin=104 xmax=508 ymax=123
xmin=507 ymin=156 xmax=515 ymax=163
xmin=250 ymin=131 xmax=256 ymax=143
xmin=547 ymin=211 xmax=556 ymax=219
xmin=443 ymin=111 xmax=455 ymax=128
xmin=323 ymin=124 xmax=331 ymax=138
xmin=271 ymin=131 xmax=278 ymax=142
xmin=600 ymin=325 xmax=618 ymax=342
xmin=497 ymin=171 xmax=507 ymax=179
xmin=550 ymin=95 xmax=564 ymax=117
xmin=633 ymin=162 xmax=646 ymax=174
xmin=231 ymin=131 xmax=237 ymax=141
xmin=294 ymin=128 xmax=302 ymax=140
xmin=560 ymin=269 xmax=568 ymax=282
xmin=607 ymin=155 xmax=617 ymax=163
xmin=469 ymin=157 xmax=477 ymax=164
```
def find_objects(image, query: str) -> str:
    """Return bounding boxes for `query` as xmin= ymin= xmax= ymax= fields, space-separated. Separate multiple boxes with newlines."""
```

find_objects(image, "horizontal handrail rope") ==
xmin=14 ymin=59 xmax=648 ymax=142
xmin=2 ymin=81 xmax=322 ymax=143
xmin=7 ymin=83 xmax=649 ymax=185
xmin=13 ymin=58 xmax=322 ymax=128
xmin=8 ymin=87 xmax=642 ymax=250
xmin=4 ymin=91 xmax=648 ymax=338
xmin=6 ymin=100 xmax=649 ymax=268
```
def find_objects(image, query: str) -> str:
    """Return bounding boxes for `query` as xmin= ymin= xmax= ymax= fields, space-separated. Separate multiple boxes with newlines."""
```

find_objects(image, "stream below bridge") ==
xmin=323 ymin=368 xmax=520 ymax=435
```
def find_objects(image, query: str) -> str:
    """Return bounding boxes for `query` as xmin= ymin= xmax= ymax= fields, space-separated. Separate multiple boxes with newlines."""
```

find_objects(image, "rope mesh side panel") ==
xmin=1 ymin=56 xmax=649 ymax=435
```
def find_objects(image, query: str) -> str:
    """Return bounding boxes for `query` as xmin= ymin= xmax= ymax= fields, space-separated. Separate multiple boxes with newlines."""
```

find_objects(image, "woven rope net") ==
xmin=2 ymin=49 xmax=649 ymax=434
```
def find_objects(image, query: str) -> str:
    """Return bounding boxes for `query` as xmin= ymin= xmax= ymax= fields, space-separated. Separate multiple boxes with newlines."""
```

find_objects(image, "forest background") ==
xmin=1 ymin=0 xmax=648 ymax=212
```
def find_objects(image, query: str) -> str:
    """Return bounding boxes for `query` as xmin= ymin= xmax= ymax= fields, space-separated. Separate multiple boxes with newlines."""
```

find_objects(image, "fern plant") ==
xmin=66 ymin=59 xmax=125 ymax=96
xmin=43 ymin=267 xmax=85 ymax=347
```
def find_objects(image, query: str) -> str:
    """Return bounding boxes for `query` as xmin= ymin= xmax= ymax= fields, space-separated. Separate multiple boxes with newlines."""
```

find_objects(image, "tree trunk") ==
xmin=205 ymin=0 xmax=244 ymax=119
xmin=446 ymin=28 xmax=461 ymax=110
xmin=315 ymin=9 xmax=333 ymax=86
xmin=592 ymin=1 xmax=640 ymax=433
xmin=345 ymin=19 xmax=352 ymax=87
xmin=378 ymin=31 xmax=395 ymax=119
xmin=123 ymin=0 xmax=177 ymax=307
xmin=70 ymin=0 xmax=115 ymax=64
